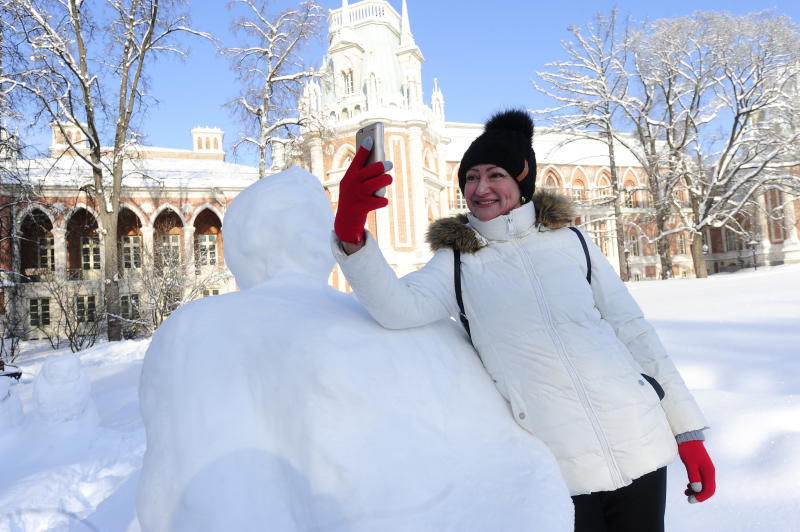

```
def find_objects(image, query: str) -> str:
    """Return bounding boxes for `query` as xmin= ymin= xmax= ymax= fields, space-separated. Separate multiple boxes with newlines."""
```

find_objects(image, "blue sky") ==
xmin=24 ymin=0 xmax=800 ymax=164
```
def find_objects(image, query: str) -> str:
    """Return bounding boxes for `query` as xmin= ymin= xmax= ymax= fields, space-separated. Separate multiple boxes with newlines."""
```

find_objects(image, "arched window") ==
xmin=20 ymin=209 xmax=54 ymax=276
xmin=765 ymin=188 xmax=785 ymax=243
xmin=154 ymin=209 xmax=184 ymax=266
xmin=596 ymin=174 xmax=611 ymax=200
xmin=626 ymin=230 xmax=640 ymax=257
xmin=197 ymin=137 xmax=203 ymax=150
xmin=342 ymin=70 xmax=354 ymax=95
xmin=572 ymin=179 xmax=587 ymax=202
xmin=213 ymin=137 xmax=219 ymax=150
xmin=66 ymin=208 xmax=100 ymax=280
xmin=118 ymin=208 xmax=143 ymax=272
xmin=205 ymin=137 xmax=210 ymax=150
xmin=455 ymin=188 xmax=468 ymax=210
xmin=593 ymin=221 xmax=609 ymax=255
xmin=723 ymin=229 xmax=740 ymax=252
xmin=542 ymin=172 xmax=561 ymax=190
xmin=194 ymin=210 xmax=223 ymax=269
xmin=623 ymin=180 xmax=636 ymax=208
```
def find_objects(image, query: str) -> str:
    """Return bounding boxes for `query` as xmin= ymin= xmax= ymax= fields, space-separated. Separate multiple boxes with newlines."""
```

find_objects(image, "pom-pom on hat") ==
xmin=458 ymin=109 xmax=537 ymax=201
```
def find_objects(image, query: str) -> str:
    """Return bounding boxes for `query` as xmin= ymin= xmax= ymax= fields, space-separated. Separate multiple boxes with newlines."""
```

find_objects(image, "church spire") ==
xmin=400 ymin=0 xmax=415 ymax=47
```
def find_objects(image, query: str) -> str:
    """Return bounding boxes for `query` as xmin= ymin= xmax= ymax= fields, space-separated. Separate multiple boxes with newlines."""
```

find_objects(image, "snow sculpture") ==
xmin=33 ymin=353 xmax=96 ymax=425
xmin=137 ymin=167 xmax=573 ymax=532
xmin=0 ymin=376 xmax=23 ymax=428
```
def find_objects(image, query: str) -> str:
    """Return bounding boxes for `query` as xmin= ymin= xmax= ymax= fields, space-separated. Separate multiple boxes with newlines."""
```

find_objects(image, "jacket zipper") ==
xmin=508 ymin=232 xmax=625 ymax=488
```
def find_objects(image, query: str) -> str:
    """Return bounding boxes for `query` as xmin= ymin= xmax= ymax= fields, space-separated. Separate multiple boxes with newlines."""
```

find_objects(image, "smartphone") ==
xmin=355 ymin=122 xmax=387 ymax=197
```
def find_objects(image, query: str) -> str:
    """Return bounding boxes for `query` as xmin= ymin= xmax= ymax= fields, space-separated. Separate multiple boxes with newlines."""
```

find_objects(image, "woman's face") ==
xmin=464 ymin=164 xmax=522 ymax=222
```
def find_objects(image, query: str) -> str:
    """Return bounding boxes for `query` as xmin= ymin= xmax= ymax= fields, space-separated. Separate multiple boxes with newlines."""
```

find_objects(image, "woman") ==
xmin=331 ymin=109 xmax=715 ymax=531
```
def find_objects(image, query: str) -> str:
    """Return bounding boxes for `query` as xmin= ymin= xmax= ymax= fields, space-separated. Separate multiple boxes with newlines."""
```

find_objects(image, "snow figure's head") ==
xmin=223 ymin=166 xmax=334 ymax=289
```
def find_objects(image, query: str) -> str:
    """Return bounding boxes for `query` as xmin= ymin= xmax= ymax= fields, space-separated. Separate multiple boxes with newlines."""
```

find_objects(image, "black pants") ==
xmin=571 ymin=467 xmax=667 ymax=532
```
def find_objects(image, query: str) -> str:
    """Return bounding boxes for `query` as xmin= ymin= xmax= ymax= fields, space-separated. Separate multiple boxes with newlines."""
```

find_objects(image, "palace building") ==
xmin=0 ymin=124 xmax=257 ymax=339
xmin=297 ymin=0 xmax=799 ymax=290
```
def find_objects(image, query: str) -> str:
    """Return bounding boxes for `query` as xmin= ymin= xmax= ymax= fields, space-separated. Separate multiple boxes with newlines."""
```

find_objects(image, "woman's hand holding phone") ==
xmin=334 ymin=135 xmax=393 ymax=247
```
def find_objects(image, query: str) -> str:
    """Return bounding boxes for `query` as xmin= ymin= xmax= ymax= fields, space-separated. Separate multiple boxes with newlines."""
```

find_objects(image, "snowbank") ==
xmin=0 ymin=343 xmax=146 ymax=531
xmin=136 ymin=167 xmax=573 ymax=531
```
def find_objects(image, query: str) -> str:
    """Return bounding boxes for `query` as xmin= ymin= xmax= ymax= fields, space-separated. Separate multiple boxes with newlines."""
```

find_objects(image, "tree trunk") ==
xmin=612 ymin=198 xmax=628 ymax=281
xmin=655 ymin=210 xmax=674 ymax=279
xmin=258 ymin=144 xmax=267 ymax=179
xmin=689 ymin=194 xmax=708 ymax=278
xmin=690 ymin=234 xmax=708 ymax=278
xmin=604 ymin=128 xmax=628 ymax=281
xmin=99 ymin=207 xmax=122 ymax=341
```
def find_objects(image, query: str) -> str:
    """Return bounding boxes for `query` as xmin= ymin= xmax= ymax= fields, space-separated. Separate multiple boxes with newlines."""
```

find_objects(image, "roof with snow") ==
xmin=11 ymin=149 xmax=260 ymax=190
xmin=443 ymin=122 xmax=645 ymax=169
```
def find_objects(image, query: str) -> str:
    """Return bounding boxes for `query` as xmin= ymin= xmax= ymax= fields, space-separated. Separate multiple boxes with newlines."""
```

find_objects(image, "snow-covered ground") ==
xmin=1 ymin=263 xmax=799 ymax=531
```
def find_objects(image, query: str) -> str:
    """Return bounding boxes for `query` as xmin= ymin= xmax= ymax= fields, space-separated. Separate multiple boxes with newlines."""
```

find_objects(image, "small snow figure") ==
xmin=33 ymin=353 xmax=95 ymax=425
xmin=0 ymin=376 xmax=23 ymax=428
xmin=137 ymin=167 xmax=572 ymax=532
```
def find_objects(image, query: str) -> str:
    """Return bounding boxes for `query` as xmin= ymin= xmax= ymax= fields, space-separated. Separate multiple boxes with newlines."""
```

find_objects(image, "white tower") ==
xmin=302 ymin=0 xmax=453 ymax=285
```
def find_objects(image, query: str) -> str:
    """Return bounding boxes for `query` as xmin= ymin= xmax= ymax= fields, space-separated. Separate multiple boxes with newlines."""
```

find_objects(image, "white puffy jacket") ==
xmin=333 ymin=192 xmax=707 ymax=496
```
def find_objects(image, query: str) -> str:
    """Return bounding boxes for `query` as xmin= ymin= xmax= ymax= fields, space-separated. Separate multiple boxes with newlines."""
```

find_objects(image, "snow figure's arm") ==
xmin=331 ymin=231 xmax=459 ymax=329
xmin=583 ymin=234 xmax=708 ymax=436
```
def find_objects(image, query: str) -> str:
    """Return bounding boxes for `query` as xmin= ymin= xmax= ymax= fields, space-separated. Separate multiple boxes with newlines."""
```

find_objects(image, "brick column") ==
xmin=52 ymin=227 xmax=67 ymax=280
xmin=140 ymin=227 xmax=154 ymax=270
xmin=183 ymin=226 xmax=196 ymax=275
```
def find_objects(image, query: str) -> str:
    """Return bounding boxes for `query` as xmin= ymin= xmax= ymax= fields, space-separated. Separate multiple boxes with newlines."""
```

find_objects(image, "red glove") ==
xmin=679 ymin=440 xmax=716 ymax=503
xmin=333 ymin=137 xmax=393 ymax=244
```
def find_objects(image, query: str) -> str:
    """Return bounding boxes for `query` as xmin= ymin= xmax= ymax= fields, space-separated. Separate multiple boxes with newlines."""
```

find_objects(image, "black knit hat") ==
xmin=458 ymin=109 xmax=537 ymax=201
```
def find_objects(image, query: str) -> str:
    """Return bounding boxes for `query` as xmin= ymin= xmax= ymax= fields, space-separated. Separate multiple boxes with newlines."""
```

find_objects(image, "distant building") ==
xmin=297 ymin=0 xmax=799 ymax=288
xmin=0 ymin=123 xmax=257 ymax=339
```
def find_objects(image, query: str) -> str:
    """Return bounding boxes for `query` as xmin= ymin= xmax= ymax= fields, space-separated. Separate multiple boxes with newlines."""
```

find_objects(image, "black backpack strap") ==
xmin=453 ymin=249 xmax=471 ymax=339
xmin=568 ymin=227 xmax=591 ymax=284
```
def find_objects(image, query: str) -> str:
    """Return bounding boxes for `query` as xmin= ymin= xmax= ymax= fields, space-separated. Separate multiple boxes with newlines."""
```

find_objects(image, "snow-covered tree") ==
xmin=224 ymin=0 xmax=325 ymax=178
xmin=0 ymin=0 xmax=208 ymax=339
xmin=675 ymin=12 xmax=800 ymax=277
xmin=612 ymin=15 xmax=719 ymax=279
xmin=135 ymin=221 xmax=228 ymax=335
xmin=535 ymin=10 xmax=633 ymax=280
xmin=537 ymin=10 xmax=800 ymax=279
xmin=1 ymin=24 xmax=39 ymax=362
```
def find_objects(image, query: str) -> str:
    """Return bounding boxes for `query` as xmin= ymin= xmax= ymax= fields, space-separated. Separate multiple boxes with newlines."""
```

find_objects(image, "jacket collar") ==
xmin=467 ymin=201 xmax=536 ymax=242
xmin=426 ymin=191 xmax=575 ymax=253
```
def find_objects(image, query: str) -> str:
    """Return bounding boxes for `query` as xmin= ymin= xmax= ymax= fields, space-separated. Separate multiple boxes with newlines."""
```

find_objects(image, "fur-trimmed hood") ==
xmin=426 ymin=190 xmax=574 ymax=253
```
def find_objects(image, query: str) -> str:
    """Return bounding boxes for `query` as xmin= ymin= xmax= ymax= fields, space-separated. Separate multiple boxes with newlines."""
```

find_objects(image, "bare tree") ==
xmin=607 ymin=15 xmax=721 ymax=279
xmin=0 ymin=282 xmax=32 ymax=368
xmin=537 ymin=10 xmax=800 ymax=279
xmin=0 ymin=0 xmax=209 ymax=340
xmin=36 ymin=271 xmax=105 ymax=352
xmin=224 ymin=0 xmax=325 ymax=178
xmin=1 ymin=23 xmax=39 ymax=365
xmin=676 ymin=12 xmax=800 ymax=277
xmin=134 ymin=220 xmax=228 ymax=333
xmin=535 ymin=10 xmax=633 ymax=280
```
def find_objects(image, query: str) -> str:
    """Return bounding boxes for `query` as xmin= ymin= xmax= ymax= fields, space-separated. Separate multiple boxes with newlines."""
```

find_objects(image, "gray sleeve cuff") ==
xmin=675 ymin=429 xmax=706 ymax=443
